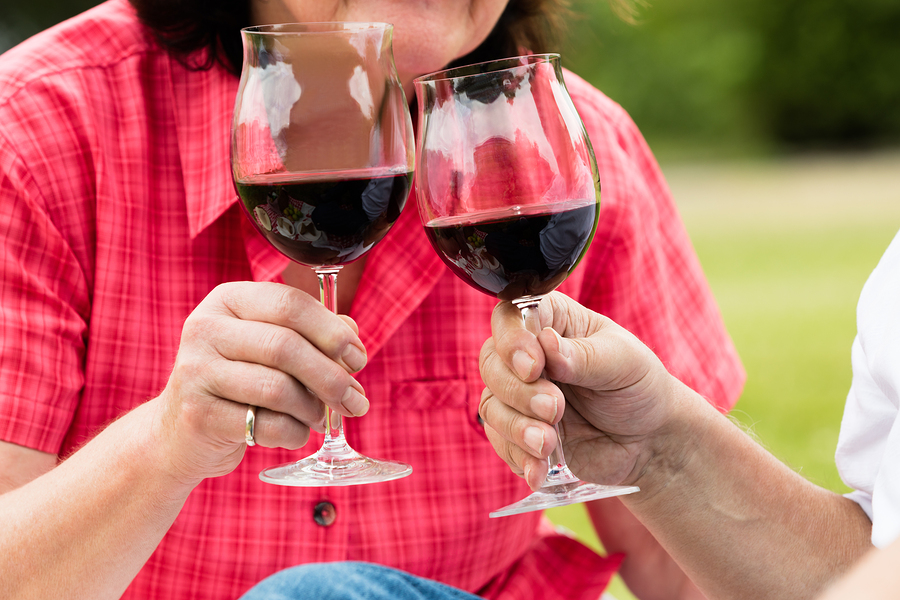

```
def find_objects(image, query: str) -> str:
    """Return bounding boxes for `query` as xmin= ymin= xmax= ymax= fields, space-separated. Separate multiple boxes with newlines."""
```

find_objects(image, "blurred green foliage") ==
xmin=0 ymin=0 xmax=100 ymax=52
xmin=561 ymin=0 xmax=900 ymax=157
xmin=752 ymin=0 xmax=900 ymax=145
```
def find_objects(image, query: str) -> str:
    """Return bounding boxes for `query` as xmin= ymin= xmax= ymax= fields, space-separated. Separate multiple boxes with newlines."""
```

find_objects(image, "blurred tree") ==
xmin=750 ymin=0 xmax=900 ymax=146
xmin=562 ymin=0 xmax=900 ymax=155
xmin=561 ymin=0 xmax=766 ymax=158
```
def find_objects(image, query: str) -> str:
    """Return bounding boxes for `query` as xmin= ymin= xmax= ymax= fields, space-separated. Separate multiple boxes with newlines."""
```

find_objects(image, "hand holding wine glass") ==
xmin=479 ymin=292 xmax=674 ymax=494
xmin=231 ymin=22 xmax=414 ymax=486
xmin=414 ymin=54 xmax=639 ymax=516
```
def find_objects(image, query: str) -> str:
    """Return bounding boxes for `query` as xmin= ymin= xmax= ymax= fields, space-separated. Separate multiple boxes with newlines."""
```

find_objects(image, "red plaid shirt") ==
xmin=0 ymin=2 xmax=744 ymax=599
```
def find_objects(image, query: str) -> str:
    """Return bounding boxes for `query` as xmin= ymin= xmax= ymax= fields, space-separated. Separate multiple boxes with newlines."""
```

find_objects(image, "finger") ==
xmin=483 ymin=421 xmax=548 ymax=491
xmin=542 ymin=291 xmax=599 ymax=340
xmin=338 ymin=314 xmax=360 ymax=337
xmin=202 ymin=357 xmax=328 ymax=433
xmin=489 ymin=301 xmax=545 ymax=382
xmin=479 ymin=339 xmax=562 ymax=424
xmin=198 ymin=316 xmax=368 ymax=418
xmin=479 ymin=387 xmax=557 ymax=461
xmin=249 ymin=405 xmax=312 ymax=450
xmin=208 ymin=282 xmax=368 ymax=373
xmin=177 ymin=392 xmax=312 ymax=451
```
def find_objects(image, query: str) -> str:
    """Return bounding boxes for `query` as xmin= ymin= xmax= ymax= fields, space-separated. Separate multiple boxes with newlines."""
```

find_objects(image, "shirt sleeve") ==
xmin=836 ymin=337 xmax=882 ymax=522
xmin=560 ymin=71 xmax=745 ymax=411
xmin=835 ymin=229 xmax=900 ymax=547
xmin=0 ymin=134 xmax=90 ymax=454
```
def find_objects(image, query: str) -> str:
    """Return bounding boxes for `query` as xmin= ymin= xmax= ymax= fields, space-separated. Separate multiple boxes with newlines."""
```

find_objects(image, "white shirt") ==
xmin=836 ymin=228 xmax=900 ymax=548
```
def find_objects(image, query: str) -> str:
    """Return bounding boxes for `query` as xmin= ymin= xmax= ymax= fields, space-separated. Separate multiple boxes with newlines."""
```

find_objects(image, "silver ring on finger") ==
xmin=245 ymin=405 xmax=257 ymax=447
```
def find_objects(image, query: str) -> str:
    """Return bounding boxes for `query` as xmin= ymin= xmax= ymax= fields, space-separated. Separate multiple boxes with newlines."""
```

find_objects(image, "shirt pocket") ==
xmin=390 ymin=379 xmax=487 ymax=440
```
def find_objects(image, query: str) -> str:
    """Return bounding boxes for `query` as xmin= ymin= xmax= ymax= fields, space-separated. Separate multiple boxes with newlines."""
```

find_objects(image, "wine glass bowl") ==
xmin=414 ymin=54 xmax=639 ymax=515
xmin=231 ymin=22 xmax=414 ymax=486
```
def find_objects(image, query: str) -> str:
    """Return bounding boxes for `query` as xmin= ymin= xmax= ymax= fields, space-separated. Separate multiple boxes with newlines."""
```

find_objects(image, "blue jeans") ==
xmin=240 ymin=562 xmax=482 ymax=600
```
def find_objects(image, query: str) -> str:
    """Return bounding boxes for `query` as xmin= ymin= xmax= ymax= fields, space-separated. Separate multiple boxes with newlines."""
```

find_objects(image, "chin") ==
xmin=393 ymin=39 xmax=468 ymax=80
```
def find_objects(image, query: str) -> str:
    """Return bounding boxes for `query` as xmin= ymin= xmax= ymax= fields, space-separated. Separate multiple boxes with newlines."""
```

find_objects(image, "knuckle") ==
xmin=268 ymin=285 xmax=296 ymax=322
xmin=257 ymin=326 xmax=293 ymax=366
xmin=478 ymin=338 xmax=496 ymax=374
xmin=314 ymin=363 xmax=349 ymax=404
xmin=485 ymin=425 xmax=524 ymax=474
xmin=183 ymin=315 xmax=228 ymax=356
xmin=497 ymin=375 xmax=523 ymax=413
xmin=171 ymin=352 xmax=217 ymax=394
xmin=329 ymin=326 xmax=357 ymax=360
xmin=181 ymin=309 xmax=212 ymax=340
xmin=256 ymin=368 xmax=291 ymax=407
xmin=478 ymin=387 xmax=495 ymax=424
xmin=508 ymin=411 xmax=531 ymax=443
xmin=260 ymin=411 xmax=311 ymax=450
xmin=211 ymin=281 xmax=244 ymax=314
xmin=479 ymin=388 xmax=529 ymax=445
xmin=490 ymin=300 xmax=506 ymax=322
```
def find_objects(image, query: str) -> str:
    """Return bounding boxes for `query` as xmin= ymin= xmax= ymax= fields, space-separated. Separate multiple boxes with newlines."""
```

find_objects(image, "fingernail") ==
xmin=341 ymin=386 xmax=369 ymax=417
xmin=342 ymin=344 xmax=367 ymax=372
xmin=523 ymin=463 xmax=543 ymax=491
xmin=550 ymin=328 xmax=571 ymax=359
xmin=513 ymin=351 xmax=535 ymax=380
xmin=530 ymin=393 xmax=558 ymax=423
xmin=523 ymin=426 xmax=544 ymax=455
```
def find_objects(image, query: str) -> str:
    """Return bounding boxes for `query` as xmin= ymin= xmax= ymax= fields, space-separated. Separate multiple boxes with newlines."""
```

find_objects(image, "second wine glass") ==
xmin=231 ymin=22 xmax=414 ymax=486
xmin=414 ymin=54 xmax=639 ymax=516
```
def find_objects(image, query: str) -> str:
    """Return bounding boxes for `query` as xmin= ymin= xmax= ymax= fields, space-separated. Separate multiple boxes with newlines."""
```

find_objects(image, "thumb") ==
xmin=538 ymin=321 xmax=652 ymax=393
xmin=538 ymin=326 xmax=597 ymax=388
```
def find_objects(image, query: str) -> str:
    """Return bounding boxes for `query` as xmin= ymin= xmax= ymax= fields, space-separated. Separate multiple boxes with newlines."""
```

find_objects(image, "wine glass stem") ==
xmin=514 ymin=297 xmax=579 ymax=487
xmin=315 ymin=266 xmax=354 ymax=456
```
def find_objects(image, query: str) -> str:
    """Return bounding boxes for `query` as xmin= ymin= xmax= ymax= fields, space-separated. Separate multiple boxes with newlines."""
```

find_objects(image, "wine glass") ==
xmin=231 ymin=22 xmax=413 ymax=486
xmin=414 ymin=54 xmax=639 ymax=516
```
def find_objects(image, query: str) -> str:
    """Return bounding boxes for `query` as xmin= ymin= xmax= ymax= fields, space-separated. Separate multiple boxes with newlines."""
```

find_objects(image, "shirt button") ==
xmin=313 ymin=501 xmax=336 ymax=527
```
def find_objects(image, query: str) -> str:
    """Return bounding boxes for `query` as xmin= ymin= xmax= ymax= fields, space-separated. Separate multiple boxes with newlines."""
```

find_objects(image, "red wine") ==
xmin=235 ymin=171 xmax=412 ymax=266
xmin=424 ymin=199 xmax=599 ymax=300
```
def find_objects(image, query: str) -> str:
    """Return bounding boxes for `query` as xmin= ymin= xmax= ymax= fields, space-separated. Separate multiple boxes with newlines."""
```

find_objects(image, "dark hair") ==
xmin=128 ymin=0 xmax=570 ymax=75
xmin=128 ymin=0 xmax=249 ymax=72
xmin=449 ymin=0 xmax=571 ymax=70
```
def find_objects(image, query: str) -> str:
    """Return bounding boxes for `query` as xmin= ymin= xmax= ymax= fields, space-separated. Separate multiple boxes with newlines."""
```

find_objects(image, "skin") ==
xmin=251 ymin=0 xmax=510 ymax=96
xmin=479 ymin=292 xmax=874 ymax=600
xmin=817 ymin=536 xmax=900 ymax=599
xmin=0 ymin=2 xmax=511 ymax=599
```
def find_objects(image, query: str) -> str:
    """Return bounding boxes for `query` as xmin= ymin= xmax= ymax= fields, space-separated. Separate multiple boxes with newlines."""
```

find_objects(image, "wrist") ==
xmin=623 ymin=376 xmax=719 ymax=507
xmin=132 ymin=397 xmax=208 ymax=492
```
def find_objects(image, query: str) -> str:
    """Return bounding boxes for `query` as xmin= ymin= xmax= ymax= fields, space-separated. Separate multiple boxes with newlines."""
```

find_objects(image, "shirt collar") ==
xmin=165 ymin=52 xmax=447 ymax=359
xmin=167 ymin=53 xmax=240 ymax=240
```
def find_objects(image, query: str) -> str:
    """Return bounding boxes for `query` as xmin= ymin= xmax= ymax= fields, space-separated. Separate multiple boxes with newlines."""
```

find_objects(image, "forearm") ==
xmin=0 ymin=400 xmax=196 ymax=600
xmin=624 ymin=380 xmax=872 ymax=600
xmin=588 ymin=498 xmax=707 ymax=600
xmin=817 ymin=534 xmax=900 ymax=599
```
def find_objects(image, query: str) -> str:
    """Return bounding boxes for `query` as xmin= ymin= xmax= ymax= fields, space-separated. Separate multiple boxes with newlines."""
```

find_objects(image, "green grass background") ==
xmin=546 ymin=152 xmax=900 ymax=599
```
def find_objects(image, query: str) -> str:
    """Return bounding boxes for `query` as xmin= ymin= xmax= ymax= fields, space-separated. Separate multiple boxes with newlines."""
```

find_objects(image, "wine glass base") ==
xmin=489 ymin=481 xmax=639 ymax=518
xmin=259 ymin=450 xmax=412 ymax=487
